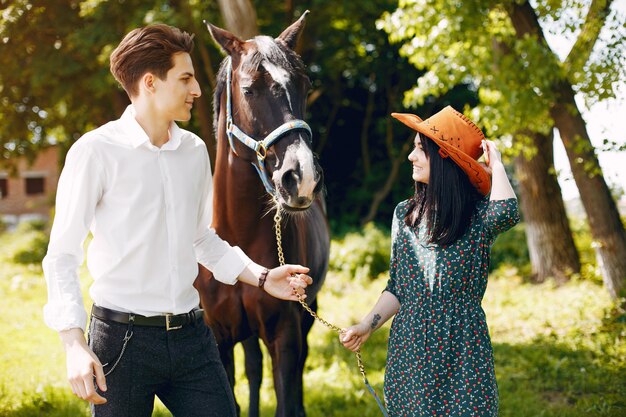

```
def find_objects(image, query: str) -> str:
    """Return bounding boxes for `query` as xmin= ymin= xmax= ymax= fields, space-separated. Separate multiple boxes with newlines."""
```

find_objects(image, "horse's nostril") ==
xmin=281 ymin=169 xmax=299 ymax=192
xmin=295 ymin=196 xmax=310 ymax=206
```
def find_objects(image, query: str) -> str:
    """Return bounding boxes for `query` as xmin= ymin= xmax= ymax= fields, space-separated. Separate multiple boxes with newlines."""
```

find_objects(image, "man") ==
xmin=42 ymin=24 xmax=311 ymax=417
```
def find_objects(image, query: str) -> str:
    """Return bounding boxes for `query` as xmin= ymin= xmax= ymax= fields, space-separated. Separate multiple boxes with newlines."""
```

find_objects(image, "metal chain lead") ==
xmin=272 ymin=199 xmax=366 ymax=381
xmin=272 ymin=200 xmax=388 ymax=416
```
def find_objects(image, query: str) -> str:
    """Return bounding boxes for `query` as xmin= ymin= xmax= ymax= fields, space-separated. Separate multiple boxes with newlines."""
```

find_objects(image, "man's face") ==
xmin=152 ymin=52 xmax=201 ymax=122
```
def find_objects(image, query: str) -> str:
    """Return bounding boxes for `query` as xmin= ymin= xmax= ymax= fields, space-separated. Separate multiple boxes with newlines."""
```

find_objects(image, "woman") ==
xmin=341 ymin=106 xmax=520 ymax=416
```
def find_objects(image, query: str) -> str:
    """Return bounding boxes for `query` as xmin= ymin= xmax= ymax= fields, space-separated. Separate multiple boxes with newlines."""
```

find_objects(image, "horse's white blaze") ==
xmin=294 ymin=137 xmax=316 ymax=197
xmin=254 ymin=36 xmax=294 ymax=112
xmin=264 ymin=61 xmax=293 ymax=112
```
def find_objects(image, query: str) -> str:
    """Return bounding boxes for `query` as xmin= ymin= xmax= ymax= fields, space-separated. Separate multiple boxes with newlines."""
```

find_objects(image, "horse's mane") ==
xmin=212 ymin=35 xmax=307 ymax=138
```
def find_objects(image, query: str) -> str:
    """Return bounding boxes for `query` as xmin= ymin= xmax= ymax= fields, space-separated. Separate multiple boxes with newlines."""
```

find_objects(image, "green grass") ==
xmin=0 ymin=228 xmax=624 ymax=416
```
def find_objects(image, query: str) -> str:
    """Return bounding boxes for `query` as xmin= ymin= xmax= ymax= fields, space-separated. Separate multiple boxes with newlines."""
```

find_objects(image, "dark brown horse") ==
xmin=194 ymin=12 xmax=330 ymax=417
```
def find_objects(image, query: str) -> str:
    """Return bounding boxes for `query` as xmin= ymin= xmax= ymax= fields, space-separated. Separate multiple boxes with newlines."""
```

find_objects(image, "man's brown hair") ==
xmin=110 ymin=24 xmax=194 ymax=97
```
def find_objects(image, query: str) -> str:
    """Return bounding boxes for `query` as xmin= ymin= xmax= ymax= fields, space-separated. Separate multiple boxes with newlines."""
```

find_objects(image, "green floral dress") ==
xmin=384 ymin=197 xmax=520 ymax=417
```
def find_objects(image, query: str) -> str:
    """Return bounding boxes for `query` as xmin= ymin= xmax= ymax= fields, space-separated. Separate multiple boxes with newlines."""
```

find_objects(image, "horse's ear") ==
xmin=204 ymin=21 xmax=244 ymax=56
xmin=277 ymin=10 xmax=309 ymax=50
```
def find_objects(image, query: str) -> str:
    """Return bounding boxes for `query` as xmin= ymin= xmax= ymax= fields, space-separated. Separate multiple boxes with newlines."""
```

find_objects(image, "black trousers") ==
xmin=88 ymin=312 xmax=237 ymax=417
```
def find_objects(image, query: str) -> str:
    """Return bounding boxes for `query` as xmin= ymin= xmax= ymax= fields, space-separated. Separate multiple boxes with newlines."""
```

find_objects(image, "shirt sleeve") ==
xmin=483 ymin=197 xmax=521 ymax=244
xmin=193 ymin=151 xmax=252 ymax=284
xmin=384 ymin=204 xmax=402 ymax=302
xmin=42 ymin=141 xmax=105 ymax=332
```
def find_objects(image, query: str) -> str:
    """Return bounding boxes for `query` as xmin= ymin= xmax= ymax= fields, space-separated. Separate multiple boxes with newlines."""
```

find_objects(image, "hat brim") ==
xmin=391 ymin=112 xmax=491 ymax=195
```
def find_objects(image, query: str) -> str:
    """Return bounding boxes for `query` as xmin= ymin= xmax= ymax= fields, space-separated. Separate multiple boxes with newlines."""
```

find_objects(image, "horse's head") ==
xmin=207 ymin=12 xmax=323 ymax=212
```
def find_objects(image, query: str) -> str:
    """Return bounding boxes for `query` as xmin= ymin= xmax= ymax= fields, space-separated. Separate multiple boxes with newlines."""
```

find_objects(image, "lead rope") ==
xmin=271 ymin=198 xmax=389 ymax=417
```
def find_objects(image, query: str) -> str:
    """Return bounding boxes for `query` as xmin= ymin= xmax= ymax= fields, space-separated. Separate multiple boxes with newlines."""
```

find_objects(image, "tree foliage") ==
xmin=0 ymin=1 xmax=401 ymax=227
xmin=377 ymin=0 xmax=626 ymax=145
xmin=0 ymin=0 xmax=489 ymax=230
xmin=0 ymin=0 xmax=224 ymax=164
xmin=295 ymin=0 xmax=482 ymax=228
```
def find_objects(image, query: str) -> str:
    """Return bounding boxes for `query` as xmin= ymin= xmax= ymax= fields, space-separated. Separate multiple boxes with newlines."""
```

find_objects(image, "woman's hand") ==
xmin=340 ymin=322 xmax=372 ymax=352
xmin=481 ymin=139 xmax=503 ymax=174
xmin=480 ymin=139 xmax=516 ymax=200
xmin=339 ymin=291 xmax=399 ymax=352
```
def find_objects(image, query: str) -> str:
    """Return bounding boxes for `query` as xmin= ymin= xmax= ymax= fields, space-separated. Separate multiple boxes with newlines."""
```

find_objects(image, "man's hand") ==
xmin=59 ymin=328 xmax=107 ymax=405
xmin=263 ymin=264 xmax=312 ymax=301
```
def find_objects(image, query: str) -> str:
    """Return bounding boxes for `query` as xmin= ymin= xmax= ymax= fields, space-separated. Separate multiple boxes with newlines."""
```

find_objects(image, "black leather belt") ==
xmin=91 ymin=305 xmax=204 ymax=331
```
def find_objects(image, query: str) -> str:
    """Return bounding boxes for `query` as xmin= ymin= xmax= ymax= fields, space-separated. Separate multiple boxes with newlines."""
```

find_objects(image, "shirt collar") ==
xmin=120 ymin=105 xmax=183 ymax=150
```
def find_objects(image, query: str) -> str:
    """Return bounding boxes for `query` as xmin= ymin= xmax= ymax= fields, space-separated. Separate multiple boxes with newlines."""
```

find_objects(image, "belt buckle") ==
xmin=165 ymin=314 xmax=182 ymax=331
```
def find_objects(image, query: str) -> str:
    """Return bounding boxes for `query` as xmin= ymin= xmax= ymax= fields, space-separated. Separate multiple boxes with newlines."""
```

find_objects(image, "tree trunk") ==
xmin=508 ymin=1 xmax=626 ymax=300
xmin=172 ymin=0 xmax=217 ymax=166
xmin=315 ymin=97 xmax=339 ymax=156
xmin=216 ymin=0 xmax=258 ymax=39
xmin=564 ymin=0 xmax=614 ymax=73
xmin=361 ymin=134 xmax=413 ymax=225
xmin=192 ymin=48 xmax=216 ymax=166
xmin=111 ymin=90 xmax=130 ymax=117
xmin=551 ymin=83 xmax=626 ymax=298
xmin=514 ymin=130 xmax=581 ymax=282
xmin=193 ymin=64 xmax=216 ymax=166
xmin=361 ymin=83 xmax=415 ymax=224
xmin=285 ymin=0 xmax=294 ymax=26
xmin=360 ymin=74 xmax=376 ymax=176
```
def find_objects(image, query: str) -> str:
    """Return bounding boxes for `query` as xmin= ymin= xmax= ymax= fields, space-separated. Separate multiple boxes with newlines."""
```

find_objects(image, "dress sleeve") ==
xmin=482 ymin=197 xmax=521 ymax=244
xmin=384 ymin=204 xmax=403 ymax=302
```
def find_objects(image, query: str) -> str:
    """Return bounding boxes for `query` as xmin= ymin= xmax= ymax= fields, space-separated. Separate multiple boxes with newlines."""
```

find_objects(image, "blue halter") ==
xmin=224 ymin=57 xmax=313 ymax=194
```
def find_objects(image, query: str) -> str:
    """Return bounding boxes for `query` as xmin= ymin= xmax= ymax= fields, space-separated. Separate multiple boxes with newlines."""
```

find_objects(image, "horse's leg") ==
xmin=267 ymin=313 xmax=303 ymax=417
xmin=242 ymin=336 xmax=263 ymax=417
xmin=218 ymin=341 xmax=241 ymax=417
xmin=295 ymin=300 xmax=316 ymax=417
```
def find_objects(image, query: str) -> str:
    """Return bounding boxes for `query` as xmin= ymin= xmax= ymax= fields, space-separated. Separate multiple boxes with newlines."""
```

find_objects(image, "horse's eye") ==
xmin=242 ymin=87 xmax=253 ymax=97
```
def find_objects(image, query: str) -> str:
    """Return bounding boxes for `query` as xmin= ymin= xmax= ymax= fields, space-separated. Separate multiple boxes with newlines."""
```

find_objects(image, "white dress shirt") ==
xmin=43 ymin=105 xmax=251 ymax=332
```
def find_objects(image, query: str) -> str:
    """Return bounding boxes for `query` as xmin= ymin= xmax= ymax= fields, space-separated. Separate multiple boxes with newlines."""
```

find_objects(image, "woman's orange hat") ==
xmin=391 ymin=106 xmax=491 ymax=195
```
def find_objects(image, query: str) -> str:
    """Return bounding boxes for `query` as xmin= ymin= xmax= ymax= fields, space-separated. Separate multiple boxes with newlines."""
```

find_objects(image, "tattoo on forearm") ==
xmin=370 ymin=313 xmax=381 ymax=330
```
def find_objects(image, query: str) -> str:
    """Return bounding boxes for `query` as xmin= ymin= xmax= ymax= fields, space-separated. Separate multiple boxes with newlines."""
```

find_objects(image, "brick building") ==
xmin=0 ymin=145 xmax=60 ymax=227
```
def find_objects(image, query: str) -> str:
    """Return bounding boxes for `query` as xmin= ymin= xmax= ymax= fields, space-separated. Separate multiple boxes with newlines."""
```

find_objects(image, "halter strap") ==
xmin=224 ymin=57 xmax=312 ymax=194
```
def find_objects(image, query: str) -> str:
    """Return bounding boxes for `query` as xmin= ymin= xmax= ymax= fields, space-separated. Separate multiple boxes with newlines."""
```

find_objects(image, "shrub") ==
xmin=490 ymin=223 xmax=531 ymax=274
xmin=331 ymin=221 xmax=532 ymax=280
xmin=569 ymin=217 xmax=603 ymax=283
xmin=329 ymin=222 xmax=391 ymax=280
xmin=12 ymin=231 xmax=49 ymax=265
xmin=15 ymin=218 xmax=47 ymax=233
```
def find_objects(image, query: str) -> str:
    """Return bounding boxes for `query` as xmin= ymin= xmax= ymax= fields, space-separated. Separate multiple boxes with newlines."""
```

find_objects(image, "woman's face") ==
xmin=408 ymin=134 xmax=430 ymax=184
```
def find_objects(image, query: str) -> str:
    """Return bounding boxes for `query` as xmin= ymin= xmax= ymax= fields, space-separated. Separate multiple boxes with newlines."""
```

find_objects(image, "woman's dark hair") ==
xmin=404 ymin=133 xmax=482 ymax=246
